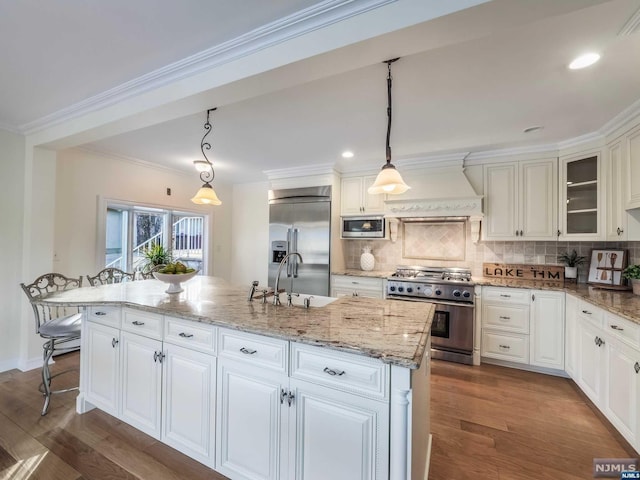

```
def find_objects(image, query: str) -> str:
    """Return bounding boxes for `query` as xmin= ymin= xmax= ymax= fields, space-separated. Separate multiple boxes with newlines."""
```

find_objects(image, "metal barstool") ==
xmin=20 ymin=273 xmax=83 ymax=415
xmin=86 ymin=267 xmax=135 ymax=286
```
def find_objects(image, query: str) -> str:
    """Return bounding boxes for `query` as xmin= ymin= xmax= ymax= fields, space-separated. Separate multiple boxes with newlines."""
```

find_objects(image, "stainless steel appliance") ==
xmin=268 ymin=186 xmax=331 ymax=296
xmin=387 ymin=266 xmax=475 ymax=365
xmin=341 ymin=216 xmax=385 ymax=238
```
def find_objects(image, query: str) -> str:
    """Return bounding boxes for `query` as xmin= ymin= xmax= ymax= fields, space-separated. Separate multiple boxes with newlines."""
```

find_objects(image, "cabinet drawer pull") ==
xmin=635 ymin=362 xmax=640 ymax=374
xmin=610 ymin=325 xmax=624 ymax=331
xmin=351 ymin=281 xmax=359 ymax=285
xmin=498 ymin=344 xmax=511 ymax=349
xmin=499 ymin=316 xmax=511 ymax=320
xmin=111 ymin=338 xmax=119 ymax=348
xmin=132 ymin=320 xmax=145 ymax=326
xmin=500 ymin=294 xmax=511 ymax=298
xmin=323 ymin=367 xmax=346 ymax=376
xmin=178 ymin=332 xmax=194 ymax=338
xmin=94 ymin=311 xmax=107 ymax=316
xmin=352 ymin=291 xmax=359 ymax=297
xmin=240 ymin=347 xmax=257 ymax=355
xmin=582 ymin=310 xmax=591 ymax=315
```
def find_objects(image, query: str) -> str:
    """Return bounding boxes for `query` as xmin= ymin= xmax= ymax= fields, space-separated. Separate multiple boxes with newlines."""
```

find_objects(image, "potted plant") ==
xmin=558 ymin=250 xmax=587 ymax=279
xmin=141 ymin=243 xmax=172 ymax=273
xmin=622 ymin=265 xmax=640 ymax=295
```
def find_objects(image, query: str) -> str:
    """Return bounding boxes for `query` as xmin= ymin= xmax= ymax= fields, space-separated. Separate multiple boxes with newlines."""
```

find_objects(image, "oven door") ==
xmin=430 ymin=301 xmax=474 ymax=354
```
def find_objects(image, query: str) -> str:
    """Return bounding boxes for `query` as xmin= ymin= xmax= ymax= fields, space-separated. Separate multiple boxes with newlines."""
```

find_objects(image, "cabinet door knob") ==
xmin=635 ymin=362 xmax=640 ymax=374
xmin=515 ymin=230 xmax=519 ymax=236
xmin=111 ymin=338 xmax=119 ymax=348
xmin=617 ymin=227 xmax=624 ymax=235
xmin=557 ymin=230 xmax=561 ymax=237
xmin=520 ymin=230 xmax=523 ymax=236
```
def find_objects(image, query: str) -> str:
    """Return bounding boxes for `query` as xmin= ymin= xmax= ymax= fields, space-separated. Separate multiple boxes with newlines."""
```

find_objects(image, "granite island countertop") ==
xmin=331 ymin=269 xmax=394 ymax=279
xmin=37 ymin=276 xmax=434 ymax=369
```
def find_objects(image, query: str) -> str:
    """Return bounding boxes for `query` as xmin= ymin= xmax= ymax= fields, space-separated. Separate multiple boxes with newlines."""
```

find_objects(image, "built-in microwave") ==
xmin=341 ymin=216 xmax=386 ymax=239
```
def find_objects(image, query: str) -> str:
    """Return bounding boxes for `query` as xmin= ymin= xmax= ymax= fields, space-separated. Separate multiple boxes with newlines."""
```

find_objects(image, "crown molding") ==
xmin=264 ymin=163 xmax=337 ymax=180
xmin=0 ymin=122 xmax=22 ymax=135
xmin=600 ymin=97 xmax=640 ymax=138
xmin=20 ymin=0 xmax=396 ymax=135
xmin=464 ymin=142 xmax=559 ymax=164
xmin=556 ymin=131 xmax=604 ymax=151
xmin=619 ymin=5 xmax=640 ymax=36
xmin=77 ymin=146 xmax=194 ymax=178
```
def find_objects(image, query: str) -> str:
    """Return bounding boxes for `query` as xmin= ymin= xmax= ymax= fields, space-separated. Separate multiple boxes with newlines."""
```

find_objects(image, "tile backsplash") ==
xmin=342 ymin=221 xmax=640 ymax=283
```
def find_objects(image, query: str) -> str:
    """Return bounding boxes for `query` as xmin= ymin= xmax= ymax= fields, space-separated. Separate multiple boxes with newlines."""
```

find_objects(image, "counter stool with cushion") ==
xmin=87 ymin=267 xmax=135 ymax=286
xmin=20 ymin=273 xmax=83 ymax=415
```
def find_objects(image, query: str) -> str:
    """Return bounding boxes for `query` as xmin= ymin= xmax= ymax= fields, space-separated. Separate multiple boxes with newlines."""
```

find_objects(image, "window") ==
xmin=103 ymin=201 xmax=207 ymax=274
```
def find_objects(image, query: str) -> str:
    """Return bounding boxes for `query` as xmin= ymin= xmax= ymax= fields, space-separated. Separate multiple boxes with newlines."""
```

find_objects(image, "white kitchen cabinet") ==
xmin=331 ymin=275 xmax=384 ymax=298
xmin=625 ymin=123 xmax=640 ymax=209
xmin=481 ymin=287 xmax=565 ymax=373
xmin=341 ymin=175 xmax=385 ymax=216
xmin=604 ymin=337 xmax=640 ymax=447
xmin=530 ymin=290 xmax=565 ymax=370
xmin=83 ymin=321 xmax=121 ymax=416
xmin=216 ymin=357 xmax=288 ymax=480
xmin=291 ymin=378 xmax=389 ymax=480
xmin=162 ymin=343 xmax=216 ymax=467
xmin=564 ymin=294 xmax=578 ymax=379
xmin=576 ymin=315 xmax=605 ymax=405
xmin=559 ymin=151 xmax=603 ymax=240
xmin=605 ymin=139 xmax=627 ymax=240
xmin=120 ymin=330 xmax=163 ymax=439
xmin=483 ymin=159 xmax=557 ymax=240
xmin=216 ymin=334 xmax=391 ymax=480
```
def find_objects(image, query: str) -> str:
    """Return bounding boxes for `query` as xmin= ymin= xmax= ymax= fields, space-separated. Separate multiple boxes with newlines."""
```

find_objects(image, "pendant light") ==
xmin=368 ymin=58 xmax=410 ymax=195
xmin=191 ymin=108 xmax=222 ymax=205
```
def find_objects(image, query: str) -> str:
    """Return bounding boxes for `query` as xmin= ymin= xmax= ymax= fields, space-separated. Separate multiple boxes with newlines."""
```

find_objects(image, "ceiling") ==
xmin=4 ymin=0 xmax=640 ymax=185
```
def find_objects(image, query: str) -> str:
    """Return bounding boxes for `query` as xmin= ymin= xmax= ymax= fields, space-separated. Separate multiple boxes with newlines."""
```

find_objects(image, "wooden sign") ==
xmin=483 ymin=263 xmax=564 ymax=281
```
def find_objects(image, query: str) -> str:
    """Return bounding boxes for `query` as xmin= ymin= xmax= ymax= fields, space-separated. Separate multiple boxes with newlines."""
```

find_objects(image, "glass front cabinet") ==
xmin=559 ymin=151 xmax=603 ymax=240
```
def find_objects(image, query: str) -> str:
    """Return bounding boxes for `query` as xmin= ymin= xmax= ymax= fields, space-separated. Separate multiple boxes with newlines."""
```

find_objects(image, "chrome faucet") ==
xmin=247 ymin=280 xmax=259 ymax=301
xmin=273 ymin=252 xmax=303 ymax=305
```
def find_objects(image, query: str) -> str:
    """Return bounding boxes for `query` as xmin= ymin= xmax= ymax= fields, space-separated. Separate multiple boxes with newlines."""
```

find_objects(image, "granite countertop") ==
xmin=37 ymin=276 xmax=434 ymax=369
xmin=332 ymin=269 xmax=393 ymax=279
xmin=475 ymin=276 xmax=640 ymax=325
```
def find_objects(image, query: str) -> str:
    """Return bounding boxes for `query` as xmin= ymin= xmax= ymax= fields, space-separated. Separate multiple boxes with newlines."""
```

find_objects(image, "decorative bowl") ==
xmin=152 ymin=270 xmax=198 ymax=294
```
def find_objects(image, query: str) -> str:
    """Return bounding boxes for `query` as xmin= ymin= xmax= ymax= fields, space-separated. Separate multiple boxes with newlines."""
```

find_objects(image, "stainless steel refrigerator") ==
xmin=268 ymin=186 xmax=331 ymax=296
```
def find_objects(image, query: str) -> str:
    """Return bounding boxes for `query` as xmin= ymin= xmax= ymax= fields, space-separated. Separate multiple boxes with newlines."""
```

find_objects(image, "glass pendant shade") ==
xmin=368 ymin=165 xmax=410 ymax=195
xmin=191 ymin=183 xmax=222 ymax=205
xmin=193 ymin=160 xmax=210 ymax=172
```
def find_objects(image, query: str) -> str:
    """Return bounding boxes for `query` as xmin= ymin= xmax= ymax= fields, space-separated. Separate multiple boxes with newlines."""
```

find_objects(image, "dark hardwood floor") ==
xmin=0 ymin=353 xmax=635 ymax=479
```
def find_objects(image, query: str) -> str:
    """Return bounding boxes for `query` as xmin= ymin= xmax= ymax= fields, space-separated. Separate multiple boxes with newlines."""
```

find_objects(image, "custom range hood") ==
xmin=383 ymin=157 xmax=483 ymax=243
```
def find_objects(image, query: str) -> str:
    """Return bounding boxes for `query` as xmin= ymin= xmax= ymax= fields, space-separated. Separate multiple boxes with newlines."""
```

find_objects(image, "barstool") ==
xmin=20 ymin=273 xmax=83 ymax=415
xmin=86 ymin=267 xmax=135 ymax=286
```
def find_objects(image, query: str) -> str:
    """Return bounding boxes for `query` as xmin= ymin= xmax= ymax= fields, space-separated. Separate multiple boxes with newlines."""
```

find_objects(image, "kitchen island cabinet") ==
xmin=39 ymin=276 xmax=434 ymax=480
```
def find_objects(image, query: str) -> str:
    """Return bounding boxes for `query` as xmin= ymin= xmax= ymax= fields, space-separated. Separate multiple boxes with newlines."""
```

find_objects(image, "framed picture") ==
xmin=587 ymin=249 xmax=628 ymax=289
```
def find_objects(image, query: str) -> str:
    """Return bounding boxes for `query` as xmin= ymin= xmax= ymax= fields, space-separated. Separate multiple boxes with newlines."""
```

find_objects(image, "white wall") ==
xmin=0 ymin=130 xmax=25 ymax=371
xmin=54 ymin=148 xmax=232 ymax=280
xmin=230 ymin=182 xmax=269 ymax=287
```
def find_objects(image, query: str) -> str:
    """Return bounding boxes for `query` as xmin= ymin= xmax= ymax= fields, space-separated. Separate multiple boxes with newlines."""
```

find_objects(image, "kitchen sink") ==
xmin=276 ymin=292 xmax=338 ymax=308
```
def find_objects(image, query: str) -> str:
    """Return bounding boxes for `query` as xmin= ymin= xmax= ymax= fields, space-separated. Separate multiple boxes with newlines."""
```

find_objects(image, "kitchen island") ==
xmin=38 ymin=276 xmax=435 ymax=480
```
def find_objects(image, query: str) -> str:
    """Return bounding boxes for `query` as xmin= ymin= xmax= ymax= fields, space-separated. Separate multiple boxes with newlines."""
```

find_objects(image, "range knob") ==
xmin=435 ymin=289 xmax=442 ymax=296
xmin=462 ymin=291 xmax=471 ymax=298
xmin=398 ymin=286 xmax=404 ymax=293
xmin=389 ymin=286 xmax=396 ymax=292
xmin=453 ymin=290 xmax=461 ymax=297
xmin=423 ymin=287 xmax=433 ymax=296
xmin=406 ymin=287 xmax=413 ymax=293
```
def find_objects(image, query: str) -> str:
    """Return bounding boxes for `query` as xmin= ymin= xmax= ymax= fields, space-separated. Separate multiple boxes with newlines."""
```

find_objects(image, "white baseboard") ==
xmin=0 ymin=359 xmax=18 ymax=374
xmin=18 ymin=356 xmax=45 ymax=372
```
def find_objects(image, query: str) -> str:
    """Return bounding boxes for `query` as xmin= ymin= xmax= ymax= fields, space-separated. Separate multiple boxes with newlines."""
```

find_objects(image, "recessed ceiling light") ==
xmin=342 ymin=151 xmax=354 ymax=158
xmin=568 ymin=53 xmax=600 ymax=70
xmin=523 ymin=126 xmax=543 ymax=134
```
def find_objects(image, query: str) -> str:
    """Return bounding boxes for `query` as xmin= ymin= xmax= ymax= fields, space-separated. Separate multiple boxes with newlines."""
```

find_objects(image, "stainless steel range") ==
xmin=387 ymin=266 xmax=475 ymax=365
